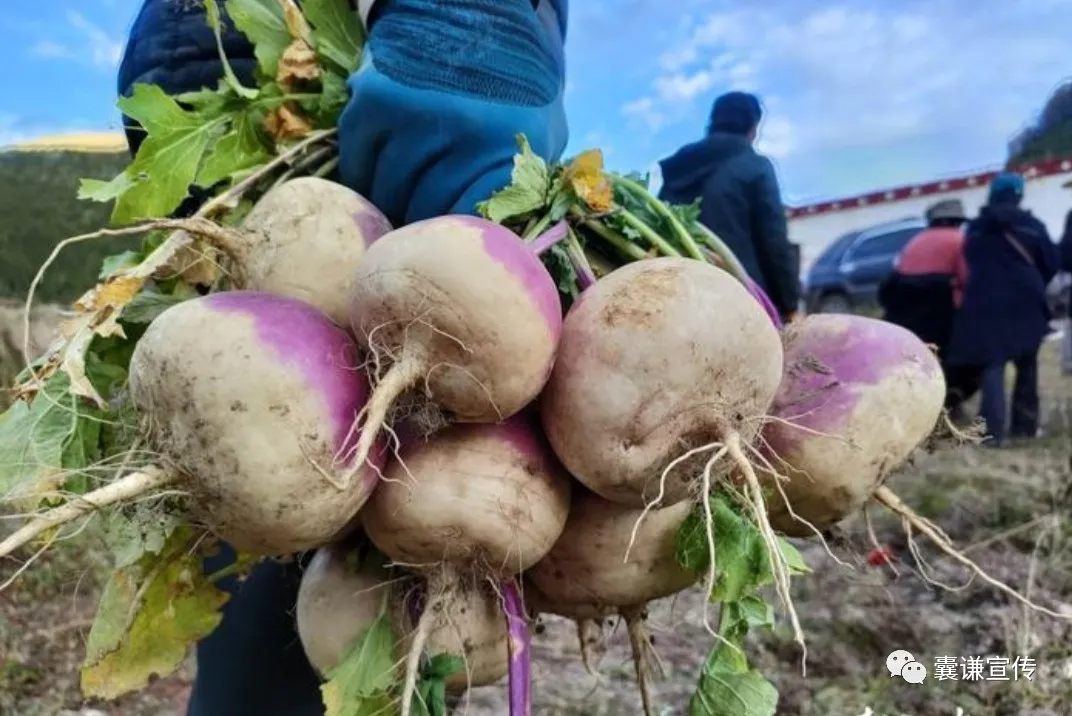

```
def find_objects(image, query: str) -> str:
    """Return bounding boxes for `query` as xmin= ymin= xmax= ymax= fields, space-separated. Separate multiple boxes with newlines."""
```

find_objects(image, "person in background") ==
xmin=117 ymin=1 xmax=569 ymax=714
xmin=945 ymin=173 xmax=1060 ymax=447
xmin=1060 ymin=202 xmax=1072 ymax=375
xmin=657 ymin=91 xmax=800 ymax=322
xmin=878 ymin=198 xmax=977 ymax=419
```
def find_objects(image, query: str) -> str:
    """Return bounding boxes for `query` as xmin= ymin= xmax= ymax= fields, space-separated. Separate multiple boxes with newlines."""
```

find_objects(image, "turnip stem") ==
xmin=565 ymin=228 xmax=597 ymax=291
xmin=341 ymin=354 xmax=423 ymax=487
xmin=503 ymin=580 xmax=532 ymax=716
xmin=0 ymin=467 xmax=176 ymax=561
xmin=522 ymin=214 xmax=553 ymax=242
xmin=874 ymin=485 xmax=1070 ymax=619
xmin=578 ymin=217 xmax=648 ymax=261
xmin=612 ymin=176 xmax=707 ymax=262
xmin=528 ymin=221 xmax=570 ymax=256
xmin=618 ymin=211 xmax=682 ymax=258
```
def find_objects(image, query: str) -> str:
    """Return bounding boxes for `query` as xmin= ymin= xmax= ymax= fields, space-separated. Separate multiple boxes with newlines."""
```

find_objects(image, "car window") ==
xmin=848 ymin=228 xmax=920 ymax=260
xmin=813 ymin=231 xmax=860 ymax=267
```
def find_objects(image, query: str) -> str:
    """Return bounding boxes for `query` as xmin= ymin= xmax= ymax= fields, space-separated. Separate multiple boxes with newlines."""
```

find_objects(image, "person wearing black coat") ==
xmin=945 ymin=172 xmax=1061 ymax=446
xmin=657 ymin=91 xmax=800 ymax=321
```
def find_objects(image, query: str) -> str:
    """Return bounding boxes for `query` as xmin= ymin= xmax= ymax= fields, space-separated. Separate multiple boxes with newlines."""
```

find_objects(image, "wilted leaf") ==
xmin=265 ymin=102 xmax=313 ymax=142
xmin=0 ymin=373 xmax=78 ymax=497
xmin=81 ymin=527 xmax=230 ymax=700
xmin=277 ymin=38 xmax=321 ymax=89
xmin=566 ymin=149 xmax=614 ymax=213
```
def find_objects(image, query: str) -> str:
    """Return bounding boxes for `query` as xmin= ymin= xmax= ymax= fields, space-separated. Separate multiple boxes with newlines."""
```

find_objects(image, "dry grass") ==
xmin=1 ymin=332 xmax=1069 ymax=716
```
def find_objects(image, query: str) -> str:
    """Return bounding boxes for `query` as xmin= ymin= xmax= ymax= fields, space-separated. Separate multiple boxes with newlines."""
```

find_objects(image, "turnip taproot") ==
xmin=758 ymin=314 xmax=945 ymax=537
xmin=342 ymin=216 xmax=564 ymax=480
xmin=0 ymin=291 xmax=385 ymax=559
xmin=296 ymin=543 xmax=392 ymax=677
xmin=362 ymin=412 xmax=570 ymax=716
xmin=236 ymin=177 xmax=392 ymax=325
xmin=540 ymin=257 xmax=783 ymax=509
xmin=526 ymin=491 xmax=694 ymax=716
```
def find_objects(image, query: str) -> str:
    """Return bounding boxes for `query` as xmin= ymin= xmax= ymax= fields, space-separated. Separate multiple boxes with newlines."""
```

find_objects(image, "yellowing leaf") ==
xmin=566 ymin=149 xmax=614 ymax=213
xmin=277 ymin=38 xmax=321 ymax=89
xmin=81 ymin=528 xmax=230 ymax=700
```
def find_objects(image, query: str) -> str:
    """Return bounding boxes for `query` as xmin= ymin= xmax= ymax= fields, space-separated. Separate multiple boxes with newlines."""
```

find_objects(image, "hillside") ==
xmin=0 ymin=148 xmax=136 ymax=304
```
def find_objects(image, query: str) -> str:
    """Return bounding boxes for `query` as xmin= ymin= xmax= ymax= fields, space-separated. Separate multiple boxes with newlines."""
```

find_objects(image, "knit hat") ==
xmin=925 ymin=199 xmax=966 ymax=223
xmin=988 ymin=172 xmax=1024 ymax=204
xmin=708 ymin=91 xmax=763 ymax=136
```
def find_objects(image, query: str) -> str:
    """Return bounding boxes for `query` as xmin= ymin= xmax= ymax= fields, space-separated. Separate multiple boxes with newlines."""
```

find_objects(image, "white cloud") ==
xmin=30 ymin=11 xmax=124 ymax=70
xmin=31 ymin=40 xmax=76 ymax=61
xmin=66 ymin=10 xmax=124 ymax=68
xmin=621 ymin=97 xmax=667 ymax=133
xmin=622 ymin=0 xmax=1072 ymax=166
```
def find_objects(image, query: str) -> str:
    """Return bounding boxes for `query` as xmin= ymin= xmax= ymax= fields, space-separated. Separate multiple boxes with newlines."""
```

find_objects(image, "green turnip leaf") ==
xmin=225 ymin=0 xmax=290 ymax=79
xmin=689 ymin=643 xmax=778 ymax=716
xmin=320 ymin=610 xmax=398 ymax=716
xmin=477 ymin=135 xmax=552 ymax=223
xmin=303 ymin=0 xmax=366 ymax=74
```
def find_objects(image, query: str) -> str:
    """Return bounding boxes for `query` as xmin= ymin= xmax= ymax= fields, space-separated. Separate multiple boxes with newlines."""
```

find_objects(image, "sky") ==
xmin=2 ymin=0 xmax=1072 ymax=206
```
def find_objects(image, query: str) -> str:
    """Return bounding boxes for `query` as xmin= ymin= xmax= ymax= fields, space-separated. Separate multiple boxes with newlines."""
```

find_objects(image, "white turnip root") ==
xmin=295 ymin=543 xmax=392 ymax=677
xmin=361 ymin=412 xmax=570 ymax=716
xmin=0 ymin=291 xmax=385 ymax=560
xmin=540 ymin=257 xmax=784 ymax=509
xmin=236 ymin=177 xmax=393 ymax=325
xmin=758 ymin=314 xmax=946 ymax=537
xmin=342 ymin=215 xmax=564 ymax=480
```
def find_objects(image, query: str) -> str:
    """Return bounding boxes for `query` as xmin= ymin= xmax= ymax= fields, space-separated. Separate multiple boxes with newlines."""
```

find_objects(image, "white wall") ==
xmin=789 ymin=172 xmax=1072 ymax=272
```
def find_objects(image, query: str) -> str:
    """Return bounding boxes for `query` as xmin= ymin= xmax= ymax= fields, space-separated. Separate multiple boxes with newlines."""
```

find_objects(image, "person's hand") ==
xmin=338 ymin=0 xmax=569 ymax=227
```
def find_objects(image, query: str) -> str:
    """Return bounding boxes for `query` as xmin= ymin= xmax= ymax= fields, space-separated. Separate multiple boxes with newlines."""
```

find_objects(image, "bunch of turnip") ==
xmin=6 ymin=168 xmax=1068 ymax=716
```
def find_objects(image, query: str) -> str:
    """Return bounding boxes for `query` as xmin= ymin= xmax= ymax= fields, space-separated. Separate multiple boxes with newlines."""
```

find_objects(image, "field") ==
xmin=1 ymin=298 xmax=1069 ymax=716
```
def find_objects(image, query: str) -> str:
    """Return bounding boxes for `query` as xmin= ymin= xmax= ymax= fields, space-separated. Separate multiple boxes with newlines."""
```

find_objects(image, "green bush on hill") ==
xmin=0 ymin=149 xmax=136 ymax=304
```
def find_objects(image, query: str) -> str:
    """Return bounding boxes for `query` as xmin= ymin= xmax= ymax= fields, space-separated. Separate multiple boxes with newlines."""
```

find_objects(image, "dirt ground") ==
xmin=2 ymin=335 xmax=1070 ymax=716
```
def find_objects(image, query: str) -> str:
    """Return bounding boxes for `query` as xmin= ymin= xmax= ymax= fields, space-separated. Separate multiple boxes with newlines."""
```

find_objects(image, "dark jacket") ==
xmin=658 ymin=132 xmax=799 ymax=317
xmin=879 ymin=272 xmax=957 ymax=352
xmin=946 ymin=203 xmax=1060 ymax=367
xmin=117 ymin=0 xmax=257 ymax=156
xmin=1062 ymin=208 xmax=1072 ymax=272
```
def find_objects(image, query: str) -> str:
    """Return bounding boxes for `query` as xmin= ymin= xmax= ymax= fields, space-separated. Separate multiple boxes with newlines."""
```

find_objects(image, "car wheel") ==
xmin=817 ymin=293 xmax=852 ymax=314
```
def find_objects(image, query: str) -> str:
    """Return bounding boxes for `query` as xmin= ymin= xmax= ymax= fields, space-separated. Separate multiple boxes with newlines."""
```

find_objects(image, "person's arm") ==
xmin=750 ymin=157 xmax=800 ymax=318
xmin=1029 ymin=217 xmax=1060 ymax=284
xmin=1060 ymin=209 xmax=1072 ymax=273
